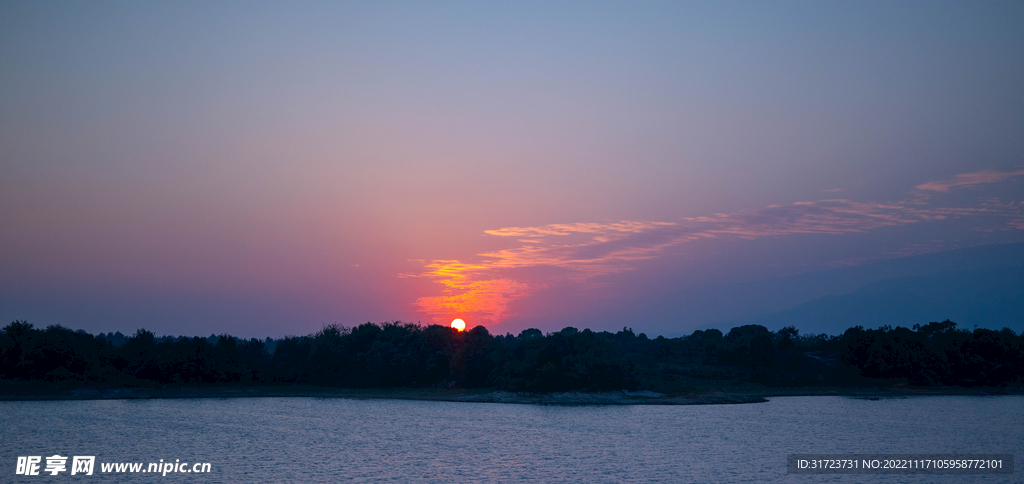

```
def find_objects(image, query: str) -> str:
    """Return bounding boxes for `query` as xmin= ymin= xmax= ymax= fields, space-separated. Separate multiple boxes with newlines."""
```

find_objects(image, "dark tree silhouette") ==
xmin=2 ymin=318 xmax=1021 ymax=392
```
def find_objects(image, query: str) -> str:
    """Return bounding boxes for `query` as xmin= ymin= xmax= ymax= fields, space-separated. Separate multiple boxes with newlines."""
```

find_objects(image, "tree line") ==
xmin=1 ymin=319 xmax=1021 ymax=392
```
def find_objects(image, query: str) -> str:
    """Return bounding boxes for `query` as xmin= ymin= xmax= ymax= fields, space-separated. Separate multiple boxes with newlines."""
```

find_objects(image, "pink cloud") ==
xmin=484 ymin=221 xmax=675 ymax=238
xmin=404 ymin=169 xmax=1024 ymax=327
xmin=915 ymin=168 xmax=1024 ymax=192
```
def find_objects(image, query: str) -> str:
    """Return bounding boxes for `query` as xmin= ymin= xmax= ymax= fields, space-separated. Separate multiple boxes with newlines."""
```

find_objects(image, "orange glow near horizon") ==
xmin=450 ymin=318 xmax=466 ymax=331
xmin=400 ymin=259 xmax=534 ymax=327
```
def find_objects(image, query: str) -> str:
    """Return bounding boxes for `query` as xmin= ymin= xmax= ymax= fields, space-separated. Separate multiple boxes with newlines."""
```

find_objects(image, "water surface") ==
xmin=1 ymin=396 xmax=1020 ymax=482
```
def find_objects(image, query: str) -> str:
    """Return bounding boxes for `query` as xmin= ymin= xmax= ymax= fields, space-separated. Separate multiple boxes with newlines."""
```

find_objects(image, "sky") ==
xmin=2 ymin=1 xmax=1023 ymax=337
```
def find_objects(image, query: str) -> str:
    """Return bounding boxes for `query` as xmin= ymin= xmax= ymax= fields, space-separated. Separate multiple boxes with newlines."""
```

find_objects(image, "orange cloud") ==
xmin=400 ymin=221 xmax=684 ymax=325
xmin=404 ymin=262 xmax=533 ymax=326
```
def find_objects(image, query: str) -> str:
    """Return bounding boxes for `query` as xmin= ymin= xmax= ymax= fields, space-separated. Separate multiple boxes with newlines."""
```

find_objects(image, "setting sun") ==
xmin=450 ymin=318 xmax=466 ymax=332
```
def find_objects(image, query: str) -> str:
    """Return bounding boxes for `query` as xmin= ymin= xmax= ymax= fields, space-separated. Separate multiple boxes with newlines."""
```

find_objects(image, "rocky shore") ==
xmin=455 ymin=390 xmax=765 ymax=405
xmin=2 ymin=381 xmax=1018 ymax=405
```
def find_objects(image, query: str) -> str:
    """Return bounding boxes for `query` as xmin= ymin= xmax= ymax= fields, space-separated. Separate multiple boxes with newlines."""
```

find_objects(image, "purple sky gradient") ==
xmin=2 ymin=1 xmax=1022 ymax=337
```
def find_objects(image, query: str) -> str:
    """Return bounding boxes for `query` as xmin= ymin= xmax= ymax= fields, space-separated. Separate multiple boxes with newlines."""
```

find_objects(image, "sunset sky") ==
xmin=2 ymin=1 xmax=1023 ymax=337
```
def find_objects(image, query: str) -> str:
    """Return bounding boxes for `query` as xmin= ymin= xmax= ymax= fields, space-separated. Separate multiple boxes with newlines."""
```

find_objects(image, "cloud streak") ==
xmin=915 ymin=168 xmax=1024 ymax=192
xmin=404 ymin=169 xmax=1024 ymax=327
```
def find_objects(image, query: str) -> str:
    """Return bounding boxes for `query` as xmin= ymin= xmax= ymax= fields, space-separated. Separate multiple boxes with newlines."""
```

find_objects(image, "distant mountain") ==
xmin=637 ymin=242 xmax=1024 ymax=337
xmin=736 ymin=265 xmax=1024 ymax=335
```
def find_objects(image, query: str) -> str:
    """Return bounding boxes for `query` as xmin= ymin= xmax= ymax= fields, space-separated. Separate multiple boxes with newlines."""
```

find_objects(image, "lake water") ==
xmin=1 ymin=396 xmax=1020 ymax=483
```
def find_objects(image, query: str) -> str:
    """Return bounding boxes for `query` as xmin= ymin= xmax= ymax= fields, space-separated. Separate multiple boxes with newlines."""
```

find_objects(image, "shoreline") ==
xmin=2 ymin=382 xmax=1021 ymax=405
